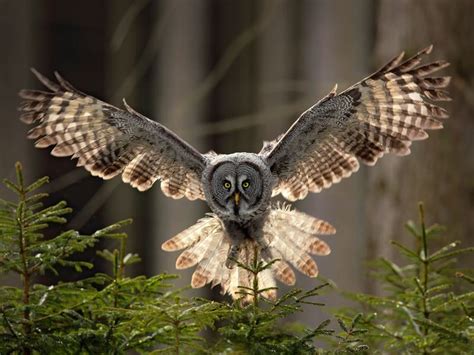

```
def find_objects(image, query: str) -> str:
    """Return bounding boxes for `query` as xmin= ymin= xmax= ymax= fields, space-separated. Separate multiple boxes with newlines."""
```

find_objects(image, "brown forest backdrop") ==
xmin=1 ymin=0 xmax=473 ymax=325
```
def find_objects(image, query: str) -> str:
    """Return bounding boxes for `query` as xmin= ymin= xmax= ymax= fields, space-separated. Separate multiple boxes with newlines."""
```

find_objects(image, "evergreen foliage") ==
xmin=336 ymin=203 xmax=474 ymax=354
xmin=0 ymin=163 xmax=344 ymax=354
xmin=0 ymin=163 xmax=472 ymax=354
xmin=209 ymin=253 xmax=333 ymax=354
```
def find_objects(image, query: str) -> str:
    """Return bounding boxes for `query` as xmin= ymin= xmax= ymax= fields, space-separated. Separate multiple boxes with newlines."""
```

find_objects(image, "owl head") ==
xmin=202 ymin=153 xmax=275 ymax=222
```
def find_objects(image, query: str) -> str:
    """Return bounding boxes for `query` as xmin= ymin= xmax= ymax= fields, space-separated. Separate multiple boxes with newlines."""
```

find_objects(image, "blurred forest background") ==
xmin=1 ymin=0 xmax=473 ymax=326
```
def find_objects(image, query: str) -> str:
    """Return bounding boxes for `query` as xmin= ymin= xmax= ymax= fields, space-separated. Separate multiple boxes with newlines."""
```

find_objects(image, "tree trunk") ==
xmin=150 ymin=0 xmax=210 ymax=291
xmin=0 ymin=0 xmax=32 ymax=182
xmin=294 ymin=0 xmax=375 ymax=323
xmin=0 ymin=0 xmax=33 ymax=288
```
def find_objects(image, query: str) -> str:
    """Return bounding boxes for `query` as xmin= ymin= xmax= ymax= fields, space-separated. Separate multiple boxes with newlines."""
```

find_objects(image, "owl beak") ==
xmin=234 ymin=192 xmax=240 ymax=206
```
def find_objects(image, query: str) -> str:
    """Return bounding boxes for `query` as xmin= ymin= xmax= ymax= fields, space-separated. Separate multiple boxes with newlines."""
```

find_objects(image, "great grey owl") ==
xmin=19 ymin=46 xmax=450 ymax=301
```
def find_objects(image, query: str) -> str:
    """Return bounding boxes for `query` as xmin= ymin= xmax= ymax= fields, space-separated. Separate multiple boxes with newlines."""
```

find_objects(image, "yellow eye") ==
xmin=223 ymin=181 xmax=231 ymax=189
xmin=242 ymin=180 xmax=250 ymax=189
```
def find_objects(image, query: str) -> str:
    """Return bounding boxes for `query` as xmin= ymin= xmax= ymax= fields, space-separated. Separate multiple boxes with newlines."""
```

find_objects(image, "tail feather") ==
xmin=161 ymin=215 xmax=220 ymax=252
xmin=162 ymin=205 xmax=333 ymax=301
xmin=258 ymin=268 xmax=277 ymax=300
xmin=267 ymin=236 xmax=319 ymax=278
xmin=272 ymin=205 xmax=336 ymax=235
xmin=175 ymin=225 xmax=221 ymax=270
xmin=305 ymin=238 xmax=331 ymax=256
xmin=261 ymin=247 xmax=296 ymax=286
xmin=191 ymin=234 xmax=227 ymax=288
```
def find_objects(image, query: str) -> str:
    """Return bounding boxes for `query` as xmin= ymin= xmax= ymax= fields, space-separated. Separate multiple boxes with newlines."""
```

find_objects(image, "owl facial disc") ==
xmin=202 ymin=153 xmax=274 ymax=223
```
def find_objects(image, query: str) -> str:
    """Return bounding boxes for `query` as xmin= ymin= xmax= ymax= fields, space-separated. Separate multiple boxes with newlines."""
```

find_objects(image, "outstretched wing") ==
xmin=260 ymin=45 xmax=450 ymax=201
xmin=19 ymin=70 xmax=207 ymax=200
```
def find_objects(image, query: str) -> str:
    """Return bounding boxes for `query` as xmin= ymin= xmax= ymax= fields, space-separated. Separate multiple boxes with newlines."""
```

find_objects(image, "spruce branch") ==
xmin=336 ymin=202 xmax=474 ymax=353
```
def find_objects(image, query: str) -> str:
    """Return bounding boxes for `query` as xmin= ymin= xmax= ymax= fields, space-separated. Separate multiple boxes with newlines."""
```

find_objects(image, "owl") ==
xmin=18 ymin=45 xmax=450 ymax=302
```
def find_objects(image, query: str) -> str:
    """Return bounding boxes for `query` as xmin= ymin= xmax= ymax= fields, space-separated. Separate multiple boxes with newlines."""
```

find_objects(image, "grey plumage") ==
xmin=20 ymin=70 xmax=207 ymax=200
xmin=18 ymin=45 xmax=450 ymax=301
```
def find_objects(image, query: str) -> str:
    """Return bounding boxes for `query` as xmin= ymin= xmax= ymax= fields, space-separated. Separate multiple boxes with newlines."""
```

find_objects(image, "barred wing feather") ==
xmin=19 ymin=70 xmax=207 ymax=200
xmin=262 ymin=45 xmax=450 ymax=201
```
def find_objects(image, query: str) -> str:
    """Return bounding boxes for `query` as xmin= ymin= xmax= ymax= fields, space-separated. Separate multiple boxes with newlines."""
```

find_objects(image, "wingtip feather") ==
xmin=30 ymin=68 xmax=60 ymax=91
